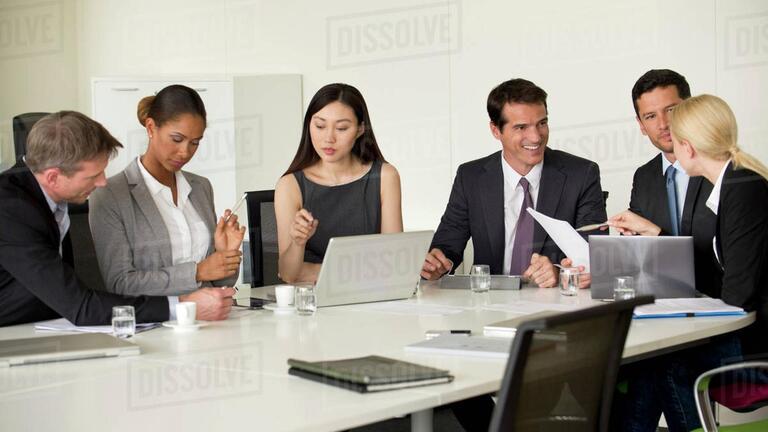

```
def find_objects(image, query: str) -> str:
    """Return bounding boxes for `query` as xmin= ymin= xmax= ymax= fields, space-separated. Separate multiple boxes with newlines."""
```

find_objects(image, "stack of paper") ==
xmin=35 ymin=318 xmax=160 ymax=334
xmin=405 ymin=334 xmax=512 ymax=359
xmin=633 ymin=298 xmax=746 ymax=319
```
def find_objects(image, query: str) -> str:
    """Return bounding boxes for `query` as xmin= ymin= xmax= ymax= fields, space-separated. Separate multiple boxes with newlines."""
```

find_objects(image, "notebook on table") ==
xmin=287 ymin=355 xmax=453 ymax=393
xmin=483 ymin=310 xmax=563 ymax=338
xmin=0 ymin=333 xmax=140 ymax=367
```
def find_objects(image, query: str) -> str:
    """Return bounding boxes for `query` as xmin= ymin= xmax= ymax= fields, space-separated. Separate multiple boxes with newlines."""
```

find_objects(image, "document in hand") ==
xmin=526 ymin=208 xmax=590 ymax=271
xmin=633 ymin=298 xmax=747 ymax=319
xmin=287 ymin=355 xmax=454 ymax=393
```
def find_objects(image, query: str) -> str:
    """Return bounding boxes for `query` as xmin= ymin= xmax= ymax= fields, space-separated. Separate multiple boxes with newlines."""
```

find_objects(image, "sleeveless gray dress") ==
xmin=293 ymin=160 xmax=382 ymax=263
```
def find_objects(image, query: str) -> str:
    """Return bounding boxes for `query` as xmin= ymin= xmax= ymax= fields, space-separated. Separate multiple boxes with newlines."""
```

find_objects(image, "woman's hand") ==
xmin=291 ymin=209 xmax=318 ymax=247
xmin=214 ymin=209 xmax=246 ymax=252
xmin=608 ymin=210 xmax=662 ymax=236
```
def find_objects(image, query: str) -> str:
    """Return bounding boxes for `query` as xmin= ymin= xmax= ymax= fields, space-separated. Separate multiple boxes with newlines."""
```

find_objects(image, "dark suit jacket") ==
xmin=431 ymin=149 xmax=607 ymax=274
xmin=629 ymin=154 xmax=722 ymax=295
xmin=0 ymin=162 xmax=170 ymax=327
xmin=714 ymin=164 xmax=768 ymax=355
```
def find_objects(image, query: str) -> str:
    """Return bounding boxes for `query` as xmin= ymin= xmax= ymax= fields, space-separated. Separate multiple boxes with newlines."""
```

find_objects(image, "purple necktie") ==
xmin=510 ymin=177 xmax=534 ymax=275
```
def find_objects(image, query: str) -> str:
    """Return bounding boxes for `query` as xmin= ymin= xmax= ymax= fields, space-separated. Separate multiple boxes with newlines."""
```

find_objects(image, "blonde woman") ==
xmin=609 ymin=95 xmax=768 ymax=431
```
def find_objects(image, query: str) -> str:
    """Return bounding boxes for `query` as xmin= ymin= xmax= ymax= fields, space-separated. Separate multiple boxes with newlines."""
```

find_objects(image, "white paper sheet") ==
xmin=527 ymin=208 xmax=591 ymax=271
xmin=482 ymin=300 xmax=582 ymax=314
xmin=633 ymin=298 xmax=746 ymax=318
xmin=344 ymin=301 xmax=467 ymax=316
xmin=35 ymin=318 xmax=160 ymax=334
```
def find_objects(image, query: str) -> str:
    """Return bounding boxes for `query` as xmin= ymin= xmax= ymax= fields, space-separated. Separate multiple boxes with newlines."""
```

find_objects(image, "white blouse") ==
xmin=137 ymin=158 xmax=211 ymax=271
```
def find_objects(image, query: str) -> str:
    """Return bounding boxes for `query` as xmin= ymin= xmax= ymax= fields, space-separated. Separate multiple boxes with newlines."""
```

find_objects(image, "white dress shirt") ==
xmin=502 ymin=156 xmax=543 ymax=275
xmin=705 ymin=159 xmax=731 ymax=266
xmin=137 ymin=157 xmax=211 ymax=270
xmin=660 ymin=152 xmax=690 ymax=224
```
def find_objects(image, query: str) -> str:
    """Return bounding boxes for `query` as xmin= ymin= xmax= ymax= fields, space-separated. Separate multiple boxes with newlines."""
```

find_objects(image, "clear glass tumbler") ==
xmin=470 ymin=264 xmax=491 ymax=293
xmin=294 ymin=283 xmax=317 ymax=316
xmin=112 ymin=305 xmax=136 ymax=338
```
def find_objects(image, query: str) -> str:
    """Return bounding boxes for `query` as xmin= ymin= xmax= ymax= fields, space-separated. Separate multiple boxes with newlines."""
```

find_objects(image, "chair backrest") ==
xmin=67 ymin=201 xmax=107 ymax=292
xmin=244 ymin=190 xmax=281 ymax=287
xmin=12 ymin=112 xmax=49 ymax=159
xmin=489 ymin=296 xmax=653 ymax=432
xmin=695 ymin=361 xmax=768 ymax=431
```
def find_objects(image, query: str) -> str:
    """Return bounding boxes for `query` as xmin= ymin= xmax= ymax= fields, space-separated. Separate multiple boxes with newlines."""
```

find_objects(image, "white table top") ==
xmin=0 ymin=285 xmax=754 ymax=432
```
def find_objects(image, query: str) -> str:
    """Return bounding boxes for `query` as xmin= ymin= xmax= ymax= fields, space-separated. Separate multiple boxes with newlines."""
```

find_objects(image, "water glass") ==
xmin=470 ymin=264 xmax=491 ymax=293
xmin=112 ymin=305 xmax=136 ymax=338
xmin=614 ymin=276 xmax=636 ymax=301
xmin=295 ymin=283 xmax=317 ymax=316
xmin=559 ymin=267 xmax=580 ymax=296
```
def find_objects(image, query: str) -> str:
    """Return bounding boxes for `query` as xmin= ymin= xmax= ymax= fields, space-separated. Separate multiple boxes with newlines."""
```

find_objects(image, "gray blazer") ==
xmin=89 ymin=159 xmax=237 ymax=296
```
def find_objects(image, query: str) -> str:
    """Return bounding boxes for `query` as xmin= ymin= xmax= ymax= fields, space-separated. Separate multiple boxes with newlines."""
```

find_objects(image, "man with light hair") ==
xmin=0 ymin=111 xmax=234 ymax=326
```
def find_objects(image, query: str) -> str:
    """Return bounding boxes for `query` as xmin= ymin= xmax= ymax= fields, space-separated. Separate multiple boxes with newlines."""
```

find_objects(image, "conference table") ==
xmin=0 ymin=283 xmax=754 ymax=432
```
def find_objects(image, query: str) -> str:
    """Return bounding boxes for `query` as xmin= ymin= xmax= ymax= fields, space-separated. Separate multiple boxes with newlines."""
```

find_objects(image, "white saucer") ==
xmin=263 ymin=303 xmax=294 ymax=313
xmin=162 ymin=320 xmax=206 ymax=331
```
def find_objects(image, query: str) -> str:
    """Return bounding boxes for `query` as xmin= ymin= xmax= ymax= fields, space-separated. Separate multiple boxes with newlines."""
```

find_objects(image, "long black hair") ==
xmin=284 ymin=83 xmax=385 ymax=175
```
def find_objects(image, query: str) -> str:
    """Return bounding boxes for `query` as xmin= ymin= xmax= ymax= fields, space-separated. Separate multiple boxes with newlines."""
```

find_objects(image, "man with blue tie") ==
xmin=627 ymin=69 xmax=721 ymax=294
xmin=610 ymin=70 xmax=736 ymax=432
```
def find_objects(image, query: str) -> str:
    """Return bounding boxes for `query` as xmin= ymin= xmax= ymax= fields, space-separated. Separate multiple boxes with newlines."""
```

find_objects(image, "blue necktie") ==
xmin=665 ymin=165 xmax=679 ymax=236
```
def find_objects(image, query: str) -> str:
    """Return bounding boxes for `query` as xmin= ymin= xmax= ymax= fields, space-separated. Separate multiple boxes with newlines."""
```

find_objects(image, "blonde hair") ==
xmin=670 ymin=94 xmax=768 ymax=181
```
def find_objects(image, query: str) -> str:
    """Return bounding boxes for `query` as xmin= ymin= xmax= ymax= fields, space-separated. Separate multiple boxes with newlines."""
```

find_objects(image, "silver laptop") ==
xmin=0 ymin=333 xmax=140 ymax=367
xmin=589 ymin=236 xmax=697 ymax=300
xmin=314 ymin=231 xmax=433 ymax=307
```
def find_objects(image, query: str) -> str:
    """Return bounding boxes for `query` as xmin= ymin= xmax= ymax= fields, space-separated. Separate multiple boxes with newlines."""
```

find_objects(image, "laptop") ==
xmin=0 ymin=333 xmax=140 ymax=367
xmin=313 ymin=231 xmax=433 ymax=307
xmin=589 ymin=236 xmax=697 ymax=300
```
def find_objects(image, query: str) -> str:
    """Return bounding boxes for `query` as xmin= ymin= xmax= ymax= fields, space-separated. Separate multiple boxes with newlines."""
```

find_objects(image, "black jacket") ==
xmin=629 ymin=154 xmax=722 ymax=296
xmin=431 ymin=148 xmax=607 ymax=274
xmin=0 ymin=162 xmax=169 ymax=327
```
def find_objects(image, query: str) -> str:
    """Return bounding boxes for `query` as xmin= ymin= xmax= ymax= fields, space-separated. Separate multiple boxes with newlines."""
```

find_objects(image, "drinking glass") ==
xmin=470 ymin=264 xmax=491 ymax=293
xmin=294 ymin=283 xmax=317 ymax=316
xmin=614 ymin=276 xmax=636 ymax=300
xmin=112 ymin=305 xmax=136 ymax=338
xmin=559 ymin=267 xmax=580 ymax=296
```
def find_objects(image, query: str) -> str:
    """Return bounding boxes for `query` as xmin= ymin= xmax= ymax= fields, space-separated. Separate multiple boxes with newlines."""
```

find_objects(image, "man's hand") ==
xmin=196 ymin=250 xmax=242 ymax=282
xmin=421 ymin=248 xmax=453 ymax=280
xmin=522 ymin=253 xmax=557 ymax=288
xmin=179 ymin=287 xmax=235 ymax=321
xmin=561 ymin=257 xmax=590 ymax=289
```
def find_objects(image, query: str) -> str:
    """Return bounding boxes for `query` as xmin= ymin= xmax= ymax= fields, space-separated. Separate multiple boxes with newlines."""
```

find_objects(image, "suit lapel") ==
xmin=680 ymin=176 xmax=702 ymax=236
xmin=479 ymin=154 xmax=505 ymax=270
xmin=186 ymin=174 xmax=217 ymax=254
xmin=15 ymin=165 xmax=61 ymax=246
xmin=533 ymin=151 xmax=565 ymax=253
xmin=125 ymin=159 xmax=173 ymax=266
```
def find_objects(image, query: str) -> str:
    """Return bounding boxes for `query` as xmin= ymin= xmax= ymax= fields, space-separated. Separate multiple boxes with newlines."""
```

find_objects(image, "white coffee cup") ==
xmin=176 ymin=302 xmax=197 ymax=326
xmin=274 ymin=284 xmax=294 ymax=307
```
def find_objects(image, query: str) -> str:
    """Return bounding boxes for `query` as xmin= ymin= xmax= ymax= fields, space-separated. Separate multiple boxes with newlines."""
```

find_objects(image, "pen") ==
xmin=224 ymin=193 xmax=247 ymax=222
xmin=575 ymin=222 xmax=610 ymax=232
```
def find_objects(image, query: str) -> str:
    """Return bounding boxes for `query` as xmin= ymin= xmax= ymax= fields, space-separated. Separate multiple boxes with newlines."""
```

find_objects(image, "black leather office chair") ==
xmin=244 ymin=190 xmax=282 ymax=287
xmin=67 ymin=201 xmax=107 ymax=292
xmin=12 ymin=112 xmax=49 ymax=159
xmin=489 ymin=296 xmax=653 ymax=432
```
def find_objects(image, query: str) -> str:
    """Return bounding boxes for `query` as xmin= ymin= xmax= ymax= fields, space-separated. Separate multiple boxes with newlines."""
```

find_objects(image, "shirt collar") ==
xmin=28 ymin=160 xmax=67 ymax=215
xmin=501 ymin=154 xmax=543 ymax=189
xmin=706 ymin=160 xmax=731 ymax=215
xmin=660 ymin=152 xmax=687 ymax=176
xmin=137 ymin=156 xmax=192 ymax=205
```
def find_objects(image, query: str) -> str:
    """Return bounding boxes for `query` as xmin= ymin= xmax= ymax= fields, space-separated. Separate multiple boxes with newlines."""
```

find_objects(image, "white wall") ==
xmin=3 ymin=0 xmax=766 ymax=230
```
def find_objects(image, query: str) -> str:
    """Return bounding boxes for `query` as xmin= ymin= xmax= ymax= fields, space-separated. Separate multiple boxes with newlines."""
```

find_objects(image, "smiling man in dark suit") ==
xmin=421 ymin=78 xmax=607 ymax=287
xmin=628 ymin=69 xmax=720 ymax=295
xmin=0 ymin=111 xmax=235 ymax=327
